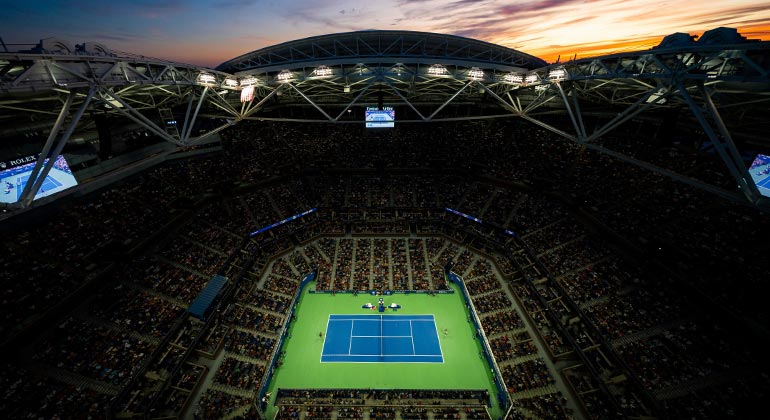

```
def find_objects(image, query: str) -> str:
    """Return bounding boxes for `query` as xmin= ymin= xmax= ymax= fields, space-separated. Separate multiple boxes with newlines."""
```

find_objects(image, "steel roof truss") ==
xmin=678 ymin=80 xmax=762 ymax=203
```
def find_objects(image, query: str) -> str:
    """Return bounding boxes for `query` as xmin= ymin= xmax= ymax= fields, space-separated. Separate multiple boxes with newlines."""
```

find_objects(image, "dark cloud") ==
xmin=732 ymin=17 xmax=770 ymax=25
xmin=497 ymin=0 xmax=583 ymax=16
xmin=86 ymin=32 xmax=148 ymax=42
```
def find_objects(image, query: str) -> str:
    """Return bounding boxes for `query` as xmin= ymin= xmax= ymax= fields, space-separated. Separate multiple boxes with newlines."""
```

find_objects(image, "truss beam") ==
xmin=678 ymin=80 xmax=762 ymax=203
xmin=182 ymin=86 xmax=208 ymax=143
xmin=19 ymin=87 xmax=95 ymax=207
xmin=99 ymin=89 xmax=183 ymax=146
xmin=17 ymin=92 xmax=75 ymax=205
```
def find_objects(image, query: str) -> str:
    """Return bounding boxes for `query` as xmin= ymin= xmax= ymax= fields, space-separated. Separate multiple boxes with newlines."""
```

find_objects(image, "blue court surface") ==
xmin=755 ymin=174 xmax=770 ymax=197
xmin=321 ymin=314 xmax=444 ymax=363
xmin=16 ymin=174 xmax=62 ymax=201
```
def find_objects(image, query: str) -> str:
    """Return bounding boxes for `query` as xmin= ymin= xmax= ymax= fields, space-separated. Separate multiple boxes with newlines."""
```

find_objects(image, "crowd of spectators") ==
xmin=264 ymin=275 xmax=300 ymax=297
xmin=501 ymin=359 xmax=557 ymax=394
xmin=183 ymin=218 xmax=242 ymax=253
xmin=489 ymin=334 xmax=538 ymax=362
xmin=511 ymin=392 xmax=571 ymax=420
xmin=242 ymin=290 xmax=292 ymax=315
xmin=511 ymin=283 xmax=573 ymax=357
xmin=334 ymin=238 xmax=354 ymax=290
xmin=33 ymin=317 xmax=155 ymax=386
xmin=480 ymin=311 xmax=525 ymax=336
xmin=88 ymin=284 xmax=183 ymax=339
xmin=618 ymin=321 xmax=753 ymax=392
xmin=3 ymin=117 xmax=769 ymax=419
xmin=585 ymin=288 xmax=686 ymax=341
xmin=125 ymin=257 xmax=209 ymax=304
xmin=195 ymin=388 xmax=252 ymax=419
xmin=372 ymin=238 xmax=391 ymax=291
xmin=303 ymin=236 xmax=471 ymax=293
xmin=465 ymin=275 xmax=502 ymax=296
xmin=471 ymin=293 xmax=513 ymax=314
xmin=0 ymin=365 xmax=111 ymax=419
xmin=223 ymin=303 xmax=284 ymax=335
xmin=353 ymin=239 xmax=373 ymax=290
xmin=556 ymin=257 xmax=633 ymax=307
xmin=213 ymin=356 xmax=266 ymax=389
xmin=224 ymin=330 xmax=277 ymax=361
xmin=161 ymin=237 xmax=227 ymax=277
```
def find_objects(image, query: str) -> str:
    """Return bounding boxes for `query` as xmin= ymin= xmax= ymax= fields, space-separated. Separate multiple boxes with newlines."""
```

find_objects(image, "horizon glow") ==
xmin=0 ymin=1 xmax=768 ymax=68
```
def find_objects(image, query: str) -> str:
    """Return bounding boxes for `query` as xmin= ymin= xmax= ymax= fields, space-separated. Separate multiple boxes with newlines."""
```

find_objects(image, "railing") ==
xmin=447 ymin=271 xmax=511 ymax=413
xmin=254 ymin=270 xmax=317 ymax=418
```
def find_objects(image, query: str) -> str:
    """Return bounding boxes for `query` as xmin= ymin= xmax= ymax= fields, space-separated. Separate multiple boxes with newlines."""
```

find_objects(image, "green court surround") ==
xmin=263 ymin=282 xmax=502 ymax=419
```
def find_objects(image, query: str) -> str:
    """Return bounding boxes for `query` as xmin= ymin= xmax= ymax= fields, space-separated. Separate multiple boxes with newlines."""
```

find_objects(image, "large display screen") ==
xmin=749 ymin=153 xmax=770 ymax=197
xmin=365 ymin=107 xmax=395 ymax=128
xmin=0 ymin=154 xmax=79 ymax=203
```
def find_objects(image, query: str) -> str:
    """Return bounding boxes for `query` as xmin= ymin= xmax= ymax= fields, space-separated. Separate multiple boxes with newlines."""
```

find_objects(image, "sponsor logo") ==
xmin=8 ymin=156 xmax=36 ymax=166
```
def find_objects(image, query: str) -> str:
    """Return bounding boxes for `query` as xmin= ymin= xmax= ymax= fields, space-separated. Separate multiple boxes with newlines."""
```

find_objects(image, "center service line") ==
xmin=410 ymin=320 xmax=416 ymax=355
xmin=348 ymin=320 xmax=354 ymax=355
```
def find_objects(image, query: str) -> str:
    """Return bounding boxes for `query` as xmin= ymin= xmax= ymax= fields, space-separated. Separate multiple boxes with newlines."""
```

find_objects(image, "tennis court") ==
xmin=16 ymin=174 xmax=62 ymax=201
xmin=321 ymin=314 xmax=443 ymax=363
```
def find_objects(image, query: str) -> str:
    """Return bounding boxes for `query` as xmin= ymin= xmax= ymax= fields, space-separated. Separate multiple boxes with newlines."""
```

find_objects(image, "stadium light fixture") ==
xmin=467 ymin=67 xmax=484 ymax=80
xmin=240 ymin=76 xmax=259 ymax=87
xmin=428 ymin=64 xmax=448 ymax=76
xmin=197 ymin=72 xmax=216 ymax=85
xmin=503 ymin=73 xmax=524 ymax=85
xmin=223 ymin=78 xmax=239 ymax=88
xmin=525 ymin=73 xmax=539 ymax=84
xmin=240 ymin=85 xmax=255 ymax=103
xmin=548 ymin=67 xmax=567 ymax=81
xmin=314 ymin=65 xmax=333 ymax=77
xmin=276 ymin=69 xmax=293 ymax=82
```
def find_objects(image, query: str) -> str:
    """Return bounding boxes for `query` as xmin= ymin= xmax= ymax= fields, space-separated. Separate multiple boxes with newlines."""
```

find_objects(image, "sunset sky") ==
xmin=1 ymin=0 xmax=769 ymax=68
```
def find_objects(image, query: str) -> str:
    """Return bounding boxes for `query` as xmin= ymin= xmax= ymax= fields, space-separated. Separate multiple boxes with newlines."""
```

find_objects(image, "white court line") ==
xmin=348 ymin=320 xmax=354 ymax=355
xmin=322 ymin=314 xmax=444 ymax=363
xmin=351 ymin=335 xmax=414 ymax=338
xmin=410 ymin=320 xmax=416 ymax=355
xmin=328 ymin=314 xmax=437 ymax=320
xmin=432 ymin=317 xmax=445 ymax=363
xmin=319 ymin=316 xmax=332 ymax=363
xmin=323 ymin=353 xmax=443 ymax=357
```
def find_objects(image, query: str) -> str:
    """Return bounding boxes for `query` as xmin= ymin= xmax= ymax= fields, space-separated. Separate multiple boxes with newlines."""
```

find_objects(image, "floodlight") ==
xmin=525 ymin=73 xmax=539 ymax=84
xmin=224 ymin=78 xmax=238 ymax=88
xmin=240 ymin=85 xmax=255 ymax=103
xmin=548 ymin=68 xmax=567 ymax=81
xmin=504 ymin=73 xmax=523 ymax=84
xmin=240 ymin=77 xmax=259 ymax=87
xmin=468 ymin=67 xmax=484 ymax=80
xmin=276 ymin=69 xmax=293 ymax=82
xmin=428 ymin=64 xmax=448 ymax=76
xmin=198 ymin=72 xmax=216 ymax=85
xmin=314 ymin=66 xmax=332 ymax=77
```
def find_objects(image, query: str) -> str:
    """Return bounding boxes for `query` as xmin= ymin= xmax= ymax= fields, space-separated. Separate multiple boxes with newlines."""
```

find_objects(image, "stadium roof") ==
xmin=216 ymin=30 xmax=548 ymax=74
xmin=0 ymin=28 xmax=769 ymax=211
